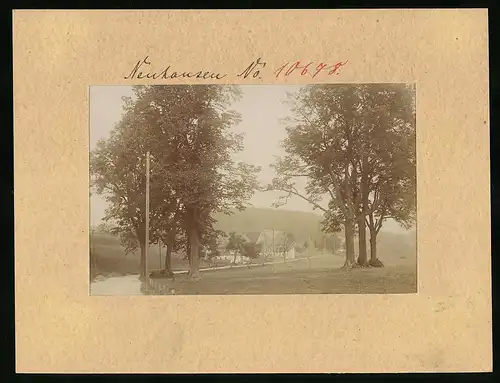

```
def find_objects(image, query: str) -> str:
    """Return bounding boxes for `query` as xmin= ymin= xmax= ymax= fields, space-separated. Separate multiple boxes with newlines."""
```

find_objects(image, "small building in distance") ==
xmin=243 ymin=229 xmax=296 ymax=260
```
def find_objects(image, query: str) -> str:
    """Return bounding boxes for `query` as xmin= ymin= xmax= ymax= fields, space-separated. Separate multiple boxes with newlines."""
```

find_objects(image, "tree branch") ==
xmin=267 ymin=185 xmax=328 ymax=213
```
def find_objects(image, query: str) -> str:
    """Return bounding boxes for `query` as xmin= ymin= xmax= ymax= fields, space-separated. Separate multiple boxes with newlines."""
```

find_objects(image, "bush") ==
xmin=242 ymin=243 xmax=260 ymax=259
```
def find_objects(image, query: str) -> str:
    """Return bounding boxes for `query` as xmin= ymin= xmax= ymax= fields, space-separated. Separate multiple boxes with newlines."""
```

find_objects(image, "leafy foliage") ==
xmin=90 ymin=85 xmax=261 ymax=276
xmin=242 ymin=242 xmax=262 ymax=259
xmin=225 ymin=232 xmax=246 ymax=252
xmin=90 ymin=113 xmax=148 ymax=255
xmin=268 ymin=84 xmax=416 ymax=265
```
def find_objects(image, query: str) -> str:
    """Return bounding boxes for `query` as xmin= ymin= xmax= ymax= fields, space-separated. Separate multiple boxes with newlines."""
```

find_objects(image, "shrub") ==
xmin=242 ymin=243 xmax=260 ymax=259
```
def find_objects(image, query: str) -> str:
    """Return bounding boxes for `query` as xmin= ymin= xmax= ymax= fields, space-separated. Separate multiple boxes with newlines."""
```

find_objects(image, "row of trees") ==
xmin=268 ymin=84 xmax=416 ymax=268
xmin=91 ymin=85 xmax=260 ymax=279
xmin=312 ymin=234 xmax=342 ymax=253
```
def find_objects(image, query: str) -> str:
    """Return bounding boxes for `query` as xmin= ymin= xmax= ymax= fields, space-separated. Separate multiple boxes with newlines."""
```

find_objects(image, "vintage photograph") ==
xmin=90 ymin=84 xmax=416 ymax=295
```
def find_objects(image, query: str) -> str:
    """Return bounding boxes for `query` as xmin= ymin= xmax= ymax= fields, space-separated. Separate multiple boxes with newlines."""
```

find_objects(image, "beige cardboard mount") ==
xmin=13 ymin=10 xmax=490 ymax=373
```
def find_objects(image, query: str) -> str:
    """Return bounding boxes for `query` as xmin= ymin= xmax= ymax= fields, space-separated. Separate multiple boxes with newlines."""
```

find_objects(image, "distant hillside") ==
xmin=376 ymin=230 xmax=416 ymax=262
xmin=213 ymin=207 xmax=325 ymax=243
xmin=212 ymin=207 xmax=414 ymax=241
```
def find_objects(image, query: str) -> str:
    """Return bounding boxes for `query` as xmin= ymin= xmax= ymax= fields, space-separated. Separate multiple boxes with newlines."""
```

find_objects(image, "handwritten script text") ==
xmin=123 ymin=56 xmax=348 ymax=82
xmin=124 ymin=56 xmax=227 ymax=80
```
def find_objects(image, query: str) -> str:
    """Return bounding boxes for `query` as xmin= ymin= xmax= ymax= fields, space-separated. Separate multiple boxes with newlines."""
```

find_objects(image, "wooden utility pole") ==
xmin=158 ymin=238 xmax=162 ymax=271
xmin=145 ymin=151 xmax=150 ymax=290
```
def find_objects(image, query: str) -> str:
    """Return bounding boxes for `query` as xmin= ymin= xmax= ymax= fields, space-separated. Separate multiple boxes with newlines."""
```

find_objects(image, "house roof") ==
xmin=244 ymin=232 xmax=261 ymax=244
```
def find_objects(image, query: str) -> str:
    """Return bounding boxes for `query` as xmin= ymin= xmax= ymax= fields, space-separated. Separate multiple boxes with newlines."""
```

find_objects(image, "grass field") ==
xmin=149 ymin=253 xmax=417 ymax=295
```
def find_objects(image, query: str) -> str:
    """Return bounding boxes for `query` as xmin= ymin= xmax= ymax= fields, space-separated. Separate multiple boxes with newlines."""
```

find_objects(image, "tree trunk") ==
xmin=185 ymin=229 xmax=191 ymax=261
xmin=164 ymin=243 xmax=173 ymax=277
xmin=343 ymin=217 xmax=356 ymax=269
xmin=357 ymin=217 xmax=368 ymax=266
xmin=369 ymin=229 xmax=377 ymax=261
xmin=163 ymin=228 xmax=175 ymax=277
xmin=187 ymin=207 xmax=201 ymax=279
xmin=368 ymin=228 xmax=384 ymax=267
xmin=188 ymin=225 xmax=201 ymax=279
xmin=357 ymin=153 xmax=369 ymax=266
xmin=342 ymin=141 xmax=357 ymax=270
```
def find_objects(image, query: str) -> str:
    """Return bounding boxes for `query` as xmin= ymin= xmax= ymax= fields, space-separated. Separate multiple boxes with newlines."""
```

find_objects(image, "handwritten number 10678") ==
xmin=274 ymin=60 xmax=348 ymax=79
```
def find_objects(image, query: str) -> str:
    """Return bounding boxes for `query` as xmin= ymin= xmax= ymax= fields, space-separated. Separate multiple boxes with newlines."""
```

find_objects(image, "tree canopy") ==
xmin=268 ymin=84 xmax=416 ymax=268
xmin=90 ymin=85 xmax=260 ymax=279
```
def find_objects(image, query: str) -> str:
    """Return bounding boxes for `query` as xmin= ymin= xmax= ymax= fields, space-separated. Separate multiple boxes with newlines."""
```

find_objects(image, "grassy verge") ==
xmin=150 ymin=256 xmax=416 ymax=295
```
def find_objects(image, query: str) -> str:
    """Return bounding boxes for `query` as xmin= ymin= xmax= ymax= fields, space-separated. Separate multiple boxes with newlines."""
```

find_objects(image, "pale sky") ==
xmin=89 ymin=85 xmax=409 ymax=233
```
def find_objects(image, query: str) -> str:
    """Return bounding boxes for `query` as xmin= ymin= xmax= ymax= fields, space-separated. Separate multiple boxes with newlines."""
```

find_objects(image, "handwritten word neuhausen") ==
xmin=124 ymin=56 xmax=228 ymax=80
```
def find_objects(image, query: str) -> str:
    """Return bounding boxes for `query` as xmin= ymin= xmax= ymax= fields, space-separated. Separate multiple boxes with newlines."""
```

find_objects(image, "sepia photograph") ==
xmin=89 ymin=84 xmax=416 ymax=296
xmin=14 ymin=9 xmax=490 ymax=373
